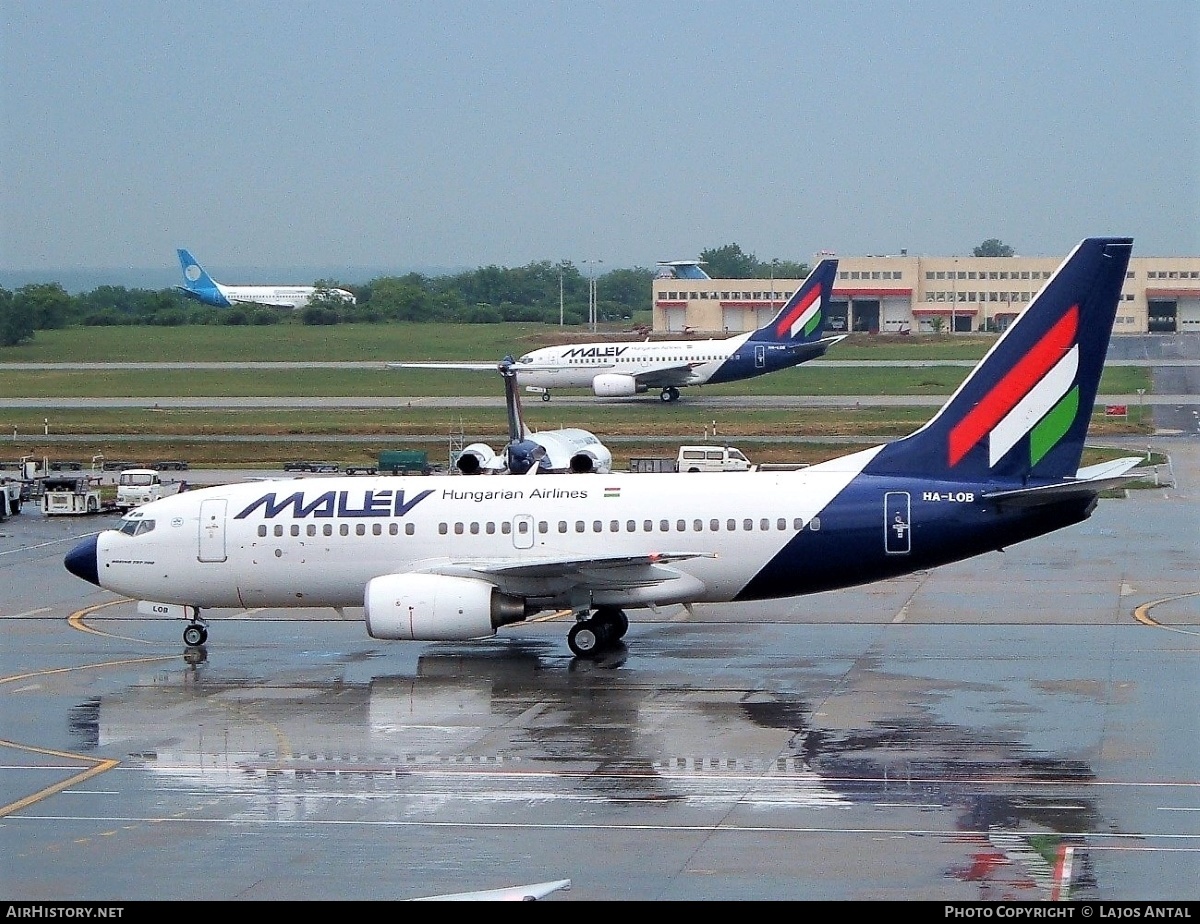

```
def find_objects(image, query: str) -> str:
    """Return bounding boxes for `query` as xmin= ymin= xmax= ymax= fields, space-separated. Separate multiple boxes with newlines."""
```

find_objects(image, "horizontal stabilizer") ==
xmin=1074 ymin=456 xmax=1146 ymax=481
xmin=787 ymin=334 xmax=847 ymax=359
xmin=981 ymin=456 xmax=1147 ymax=508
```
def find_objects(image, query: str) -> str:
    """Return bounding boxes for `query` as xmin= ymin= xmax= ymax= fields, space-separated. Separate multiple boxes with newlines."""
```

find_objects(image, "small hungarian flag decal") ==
xmin=604 ymin=486 xmax=620 ymax=498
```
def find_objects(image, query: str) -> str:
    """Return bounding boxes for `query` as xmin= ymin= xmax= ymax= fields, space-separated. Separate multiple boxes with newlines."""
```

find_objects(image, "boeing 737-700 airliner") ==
xmin=175 ymin=249 xmax=355 ymax=309
xmin=390 ymin=258 xmax=841 ymax=402
xmin=66 ymin=239 xmax=1141 ymax=659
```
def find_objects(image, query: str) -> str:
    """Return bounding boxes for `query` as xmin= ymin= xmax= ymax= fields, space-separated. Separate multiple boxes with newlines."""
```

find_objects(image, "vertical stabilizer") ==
xmin=175 ymin=249 xmax=230 ymax=306
xmin=749 ymin=258 xmax=838 ymax=344
xmin=864 ymin=238 xmax=1132 ymax=483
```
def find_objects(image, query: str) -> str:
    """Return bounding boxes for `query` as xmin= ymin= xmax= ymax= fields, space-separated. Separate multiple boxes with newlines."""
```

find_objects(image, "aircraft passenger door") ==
xmin=884 ymin=492 xmax=911 ymax=555
xmin=512 ymin=514 xmax=535 ymax=550
xmin=198 ymin=498 xmax=228 ymax=563
xmin=754 ymin=344 xmax=766 ymax=369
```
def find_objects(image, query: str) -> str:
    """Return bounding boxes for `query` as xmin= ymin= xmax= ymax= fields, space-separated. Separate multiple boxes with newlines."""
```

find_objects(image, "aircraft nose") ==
xmin=64 ymin=535 xmax=100 ymax=586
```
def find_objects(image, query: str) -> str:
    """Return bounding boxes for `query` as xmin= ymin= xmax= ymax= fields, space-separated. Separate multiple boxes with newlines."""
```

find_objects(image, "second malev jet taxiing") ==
xmin=175 ymin=249 xmax=355 ymax=309
xmin=65 ymin=239 xmax=1142 ymax=659
xmin=390 ymin=258 xmax=841 ymax=402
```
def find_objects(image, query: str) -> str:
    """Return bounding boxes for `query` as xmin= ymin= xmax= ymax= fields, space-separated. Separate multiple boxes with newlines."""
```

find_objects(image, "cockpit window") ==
xmin=117 ymin=518 xmax=156 ymax=537
xmin=518 ymin=355 xmax=533 ymax=363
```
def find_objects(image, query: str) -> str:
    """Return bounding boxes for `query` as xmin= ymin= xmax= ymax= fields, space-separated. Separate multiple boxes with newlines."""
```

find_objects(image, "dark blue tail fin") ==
xmin=749 ymin=258 xmax=838 ymax=344
xmin=864 ymin=238 xmax=1133 ymax=483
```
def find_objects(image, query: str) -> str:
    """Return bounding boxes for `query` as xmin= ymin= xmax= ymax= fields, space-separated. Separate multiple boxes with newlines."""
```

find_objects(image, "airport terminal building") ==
xmin=652 ymin=253 xmax=1200 ymax=336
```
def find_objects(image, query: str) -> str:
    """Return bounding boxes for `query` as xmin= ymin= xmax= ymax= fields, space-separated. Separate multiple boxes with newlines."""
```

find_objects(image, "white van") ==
xmin=675 ymin=445 xmax=753 ymax=473
xmin=116 ymin=468 xmax=167 ymax=511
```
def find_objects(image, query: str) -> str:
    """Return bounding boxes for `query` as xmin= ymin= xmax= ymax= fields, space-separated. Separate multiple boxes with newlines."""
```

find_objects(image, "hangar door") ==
xmin=1148 ymin=300 xmax=1177 ymax=333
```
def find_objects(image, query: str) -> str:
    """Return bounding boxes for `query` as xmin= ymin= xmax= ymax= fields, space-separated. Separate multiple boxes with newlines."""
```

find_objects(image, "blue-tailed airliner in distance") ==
xmin=175 ymin=249 xmax=355 ymax=309
xmin=65 ymin=239 xmax=1145 ymax=659
xmin=390 ymin=258 xmax=841 ymax=402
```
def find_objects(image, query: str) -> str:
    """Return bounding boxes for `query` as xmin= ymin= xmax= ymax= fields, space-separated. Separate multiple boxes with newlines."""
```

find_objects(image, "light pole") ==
xmin=558 ymin=260 xmax=567 ymax=327
xmin=582 ymin=259 xmax=603 ymax=332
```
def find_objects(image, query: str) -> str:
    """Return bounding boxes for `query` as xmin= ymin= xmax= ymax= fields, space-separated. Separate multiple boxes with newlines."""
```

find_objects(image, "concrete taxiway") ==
xmin=1 ymin=439 xmax=1197 ymax=901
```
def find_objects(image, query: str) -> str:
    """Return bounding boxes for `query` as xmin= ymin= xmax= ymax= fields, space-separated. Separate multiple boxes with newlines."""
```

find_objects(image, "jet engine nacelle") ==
xmin=364 ymin=574 xmax=528 ymax=641
xmin=591 ymin=373 xmax=640 ymax=397
xmin=456 ymin=443 xmax=497 ymax=475
xmin=569 ymin=447 xmax=613 ymax=474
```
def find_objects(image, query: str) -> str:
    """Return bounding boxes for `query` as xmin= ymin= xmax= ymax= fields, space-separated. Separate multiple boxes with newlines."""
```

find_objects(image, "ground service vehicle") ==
xmin=675 ymin=445 xmax=754 ymax=473
xmin=283 ymin=461 xmax=340 ymax=473
xmin=41 ymin=475 xmax=107 ymax=515
xmin=116 ymin=469 xmax=178 ymax=511
xmin=378 ymin=450 xmax=432 ymax=475
xmin=1 ymin=479 xmax=21 ymax=518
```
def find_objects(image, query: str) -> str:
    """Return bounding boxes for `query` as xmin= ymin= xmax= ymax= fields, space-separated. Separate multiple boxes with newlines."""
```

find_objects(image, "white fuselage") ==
xmin=514 ymin=333 xmax=754 ymax=390
xmin=96 ymin=455 xmax=875 ymax=612
xmin=219 ymin=284 xmax=354 ymax=309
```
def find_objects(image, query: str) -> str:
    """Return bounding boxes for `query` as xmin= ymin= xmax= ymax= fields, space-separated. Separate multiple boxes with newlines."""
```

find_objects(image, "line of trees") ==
xmin=0 ymin=261 xmax=657 ymax=345
xmin=0 ymin=240 xmax=1015 ymax=346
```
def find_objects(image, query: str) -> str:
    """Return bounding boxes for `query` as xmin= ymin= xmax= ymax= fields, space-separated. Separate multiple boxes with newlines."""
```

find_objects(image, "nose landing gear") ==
xmin=183 ymin=612 xmax=208 ymax=647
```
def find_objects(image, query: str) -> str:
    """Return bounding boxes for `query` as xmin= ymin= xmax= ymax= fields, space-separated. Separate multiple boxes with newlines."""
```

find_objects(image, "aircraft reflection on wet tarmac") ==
xmin=63 ymin=632 xmax=1118 ymax=900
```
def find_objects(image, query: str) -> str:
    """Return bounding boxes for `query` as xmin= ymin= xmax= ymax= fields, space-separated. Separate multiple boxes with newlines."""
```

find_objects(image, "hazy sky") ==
xmin=2 ymin=0 xmax=1197 ymax=276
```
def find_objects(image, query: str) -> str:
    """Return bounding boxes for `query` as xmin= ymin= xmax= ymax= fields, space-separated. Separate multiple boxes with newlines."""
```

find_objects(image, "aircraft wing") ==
xmin=410 ymin=878 xmax=571 ymax=901
xmin=417 ymin=550 xmax=717 ymax=597
xmin=981 ymin=456 xmax=1149 ymax=508
xmin=387 ymin=361 xmax=501 ymax=371
xmin=629 ymin=362 xmax=709 ymax=389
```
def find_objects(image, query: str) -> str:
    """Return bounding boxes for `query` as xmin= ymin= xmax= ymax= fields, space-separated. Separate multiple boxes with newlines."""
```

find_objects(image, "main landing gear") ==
xmin=567 ymin=606 xmax=629 ymax=658
xmin=659 ymin=387 xmax=680 ymax=403
xmin=183 ymin=612 xmax=209 ymax=647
